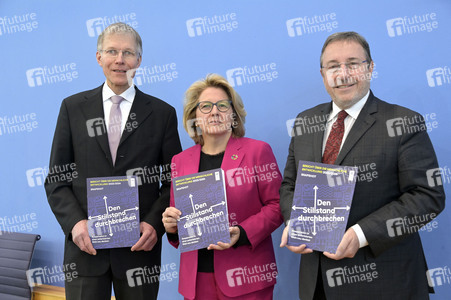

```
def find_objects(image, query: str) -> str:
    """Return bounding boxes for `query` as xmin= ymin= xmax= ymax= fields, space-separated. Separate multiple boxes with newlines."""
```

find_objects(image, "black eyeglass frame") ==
xmin=195 ymin=100 xmax=233 ymax=114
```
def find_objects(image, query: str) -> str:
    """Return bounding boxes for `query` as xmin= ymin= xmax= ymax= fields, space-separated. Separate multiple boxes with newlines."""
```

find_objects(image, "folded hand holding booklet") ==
xmin=287 ymin=161 xmax=357 ymax=253
xmin=173 ymin=168 xmax=230 ymax=253
xmin=87 ymin=176 xmax=140 ymax=249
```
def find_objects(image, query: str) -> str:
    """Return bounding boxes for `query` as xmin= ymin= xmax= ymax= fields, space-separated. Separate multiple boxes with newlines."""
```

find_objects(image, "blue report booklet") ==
xmin=87 ymin=176 xmax=140 ymax=249
xmin=173 ymin=168 xmax=230 ymax=253
xmin=287 ymin=161 xmax=358 ymax=253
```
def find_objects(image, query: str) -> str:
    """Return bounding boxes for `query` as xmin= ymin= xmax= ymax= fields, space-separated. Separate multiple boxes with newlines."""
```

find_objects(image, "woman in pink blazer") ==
xmin=162 ymin=74 xmax=283 ymax=300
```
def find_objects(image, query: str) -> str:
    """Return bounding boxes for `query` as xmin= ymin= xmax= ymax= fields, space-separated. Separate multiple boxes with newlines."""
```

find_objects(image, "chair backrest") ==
xmin=0 ymin=231 xmax=40 ymax=300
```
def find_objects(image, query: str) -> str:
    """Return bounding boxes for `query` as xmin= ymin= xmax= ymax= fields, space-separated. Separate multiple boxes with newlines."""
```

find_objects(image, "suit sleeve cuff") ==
xmin=351 ymin=224 xmax=369 ymax=248
xmin=233 ymin=225 xmax=251 ymax=248
xmin=166 ymin=232 xmax=179 ymax=242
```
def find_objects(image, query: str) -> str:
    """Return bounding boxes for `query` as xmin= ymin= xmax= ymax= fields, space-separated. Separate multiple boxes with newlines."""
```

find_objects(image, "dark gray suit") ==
xmin=45 ymin=84 xmax=182 ymax=299
xmin=280 ymin=91 xmax=445 ymax=299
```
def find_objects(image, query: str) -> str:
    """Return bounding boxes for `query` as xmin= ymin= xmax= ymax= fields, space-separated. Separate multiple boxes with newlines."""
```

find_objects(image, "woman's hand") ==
xmin=162 ymin=207 xmax=182 ymax=234
xmin=207 ymin=226 xmax=240 ymax=250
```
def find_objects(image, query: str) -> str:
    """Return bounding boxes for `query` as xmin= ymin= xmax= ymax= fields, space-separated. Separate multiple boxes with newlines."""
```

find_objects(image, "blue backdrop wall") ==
xmin=1 ymin=1 xmax=450 ymax=299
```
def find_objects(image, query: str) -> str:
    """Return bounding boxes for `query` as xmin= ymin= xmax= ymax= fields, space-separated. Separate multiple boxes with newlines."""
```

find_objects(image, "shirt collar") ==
xmin=102 ymin=82 xmax=136 ymax=103
xmin=328 ymin=90 xmax=370 ymax=122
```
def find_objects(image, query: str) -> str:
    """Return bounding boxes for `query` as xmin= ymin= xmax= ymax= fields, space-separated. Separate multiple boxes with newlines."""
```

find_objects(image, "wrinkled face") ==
xmin=195 ymin=87 xmax=235 ymax=138
xmin=96 ymin=33 xmax=141 ymax=95
xmin=320 ymin=40 xmax=373 ymax=109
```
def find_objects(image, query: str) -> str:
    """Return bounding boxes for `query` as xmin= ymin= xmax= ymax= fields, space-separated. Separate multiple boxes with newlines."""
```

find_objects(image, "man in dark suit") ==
xmin=279 ymin=31 xmax=445 ymax=299
xmin=45 ymin=23 xmax=182 ymax=300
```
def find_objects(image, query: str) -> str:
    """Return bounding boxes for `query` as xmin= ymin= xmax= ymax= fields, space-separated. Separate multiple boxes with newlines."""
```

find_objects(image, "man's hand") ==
xmin=131 ymin=222 xmax=158 ymax=252
xmin=207 ymin=227 xmax=240 ymax=251
xmin=323 ymin=227 xmax=359 ymax=260
xmin=71 ymin=219 xmax=97 ymax=255
xmin=280 ymin=225 xmax=313 ymax=254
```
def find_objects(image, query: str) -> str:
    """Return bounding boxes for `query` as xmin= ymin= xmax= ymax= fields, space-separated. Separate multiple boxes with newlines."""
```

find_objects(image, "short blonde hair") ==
xmin=183 ymin=74 xmax=246 ymax=145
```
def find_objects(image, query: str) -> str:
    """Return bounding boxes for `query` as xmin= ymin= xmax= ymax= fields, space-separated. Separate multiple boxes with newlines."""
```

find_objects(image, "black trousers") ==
xmin=313 ymin=259 xmax=327 ymax=300
xmin=65 ymin=267 xmax=159 ymax=300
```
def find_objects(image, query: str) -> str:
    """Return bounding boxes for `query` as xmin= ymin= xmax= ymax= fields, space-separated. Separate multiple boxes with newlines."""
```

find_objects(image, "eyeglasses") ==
xmin=196 ymin=100 xmax=232 ymax=114
xmin=322 ymin=60 xmax=368 ymax=74
xmin=100 ymin=49 xmax=139 ymax=59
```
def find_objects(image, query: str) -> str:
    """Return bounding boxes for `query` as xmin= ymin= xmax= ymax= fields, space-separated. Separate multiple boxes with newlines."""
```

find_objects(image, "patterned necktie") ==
xmin=108 ymin=95 xmax=124 ymax=165
xmin=322 ymin=110 xmax=348 ymax=164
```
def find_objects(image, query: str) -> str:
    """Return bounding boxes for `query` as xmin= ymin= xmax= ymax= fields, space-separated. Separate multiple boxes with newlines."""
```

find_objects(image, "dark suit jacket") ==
xmin=280 ymin=91 xmax=445 ymax=300
xmin=45 ymin=84 xmax=182 ymax=278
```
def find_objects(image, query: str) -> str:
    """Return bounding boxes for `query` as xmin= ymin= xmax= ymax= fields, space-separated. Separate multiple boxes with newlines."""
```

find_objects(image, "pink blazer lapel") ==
xmin=222 ymin=137 xmax=245 ymax=180
xmin=177 ymin=137 xmax=245 ymax=179
xmin=179 ymin=144 xmax=202 ymax=176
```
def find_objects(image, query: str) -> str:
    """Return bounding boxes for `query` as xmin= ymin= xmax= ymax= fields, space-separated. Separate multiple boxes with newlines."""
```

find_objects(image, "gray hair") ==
xmin=97 ymin=22 xmax=142 ymax=57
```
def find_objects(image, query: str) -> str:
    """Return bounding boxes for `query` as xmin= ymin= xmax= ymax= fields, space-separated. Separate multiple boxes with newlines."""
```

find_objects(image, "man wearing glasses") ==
xmin=280 ymin=31 xmax=445 ymax=299
xmin=45 ymin=23 xmax=181 ymax=300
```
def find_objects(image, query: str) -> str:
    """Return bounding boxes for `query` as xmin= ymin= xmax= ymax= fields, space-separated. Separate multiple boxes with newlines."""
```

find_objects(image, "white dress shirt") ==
xmin=322 ymin=90 xmax=370 ymax=248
